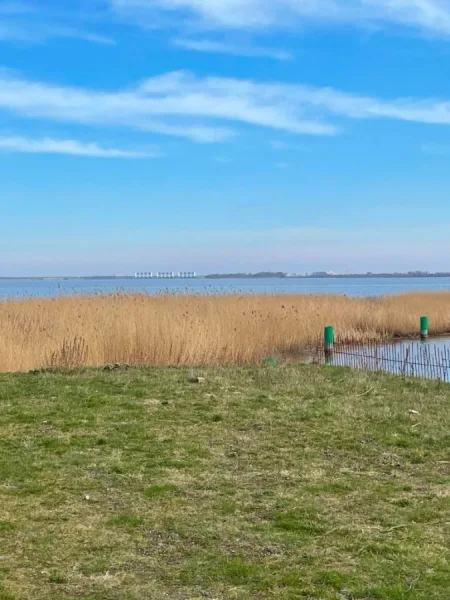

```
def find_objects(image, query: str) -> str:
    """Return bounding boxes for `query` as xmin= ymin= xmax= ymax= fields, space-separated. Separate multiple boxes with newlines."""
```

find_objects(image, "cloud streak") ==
xmin=0 ymin=23 xmax=115 ymax=45
xmin=0 ymin=2 xmax=115 ymax=45
xmin=173 ymin=38 xmax=292 ymax=60
xmin=0 ymin=136 xmax=159 ymax=158
xmin=0 ymin=70 xmax=336 ymax=141
xmin=110 ymin=0 xmax=450 ymax=36
xmin=1 ymin=70 xmax=450 ymax=145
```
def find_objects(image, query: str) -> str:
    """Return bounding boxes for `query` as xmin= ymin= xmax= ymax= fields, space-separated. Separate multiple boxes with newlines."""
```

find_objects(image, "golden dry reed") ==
xmin=1 ymin=292 xmax=450 ymax=372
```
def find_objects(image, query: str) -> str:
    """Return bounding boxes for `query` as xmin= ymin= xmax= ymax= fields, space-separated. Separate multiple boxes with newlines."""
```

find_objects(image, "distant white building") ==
xmin=135 ymin=271 xmax=196 ymax=279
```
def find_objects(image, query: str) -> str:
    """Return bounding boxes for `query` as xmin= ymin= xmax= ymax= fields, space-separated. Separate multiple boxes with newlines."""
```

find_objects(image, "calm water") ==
xmin=324 ymin=337 xmax=450 ymax=381
xmin=1 ymin=277 xmax=450 ymax=299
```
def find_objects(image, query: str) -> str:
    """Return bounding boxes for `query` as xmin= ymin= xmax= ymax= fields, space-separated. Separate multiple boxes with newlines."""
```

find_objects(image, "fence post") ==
xmin=420 ymin=316 xmax=429 ymax=340
xmin=324 ymin=326 xmax=334 ymax=354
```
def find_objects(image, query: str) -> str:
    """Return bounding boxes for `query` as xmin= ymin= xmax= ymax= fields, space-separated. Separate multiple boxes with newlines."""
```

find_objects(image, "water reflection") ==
xmin=323 ymin=337 xmax=450 ymax=381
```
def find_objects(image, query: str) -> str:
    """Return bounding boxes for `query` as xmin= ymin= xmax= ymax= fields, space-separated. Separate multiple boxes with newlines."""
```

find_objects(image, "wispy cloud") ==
xmin=173 ymin=38 xmax=292 ymax=60
xmin=0 ymin=2 xmax=114 ymax=45
xmin=0 ymin=70 xmax=336 ymax=141
xmin=0 ymin=136 xmax=159 ymax=158
xmin=109 ymin=0 xmax=450 ymax=36
xmin=138 ymin=121 xmax=234 ymax=143
xmin=3 ymin=1 xmax=450 ymax=48
xmin=2 ymin=70 xmax=450 ymax=146
xmin=0 ymin=23 xmax=115 ymax=45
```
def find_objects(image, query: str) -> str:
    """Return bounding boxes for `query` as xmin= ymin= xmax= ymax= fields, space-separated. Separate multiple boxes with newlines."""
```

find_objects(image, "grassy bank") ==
xmin=2 ymin=292 xmax=450 ymax=372
xmin=0 ymin=365 xmax=449 ymax=599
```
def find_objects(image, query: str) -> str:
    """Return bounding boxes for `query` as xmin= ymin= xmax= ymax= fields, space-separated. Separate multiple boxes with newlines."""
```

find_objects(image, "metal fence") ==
xmin=316 ymin=340 xmax=450 ymax=382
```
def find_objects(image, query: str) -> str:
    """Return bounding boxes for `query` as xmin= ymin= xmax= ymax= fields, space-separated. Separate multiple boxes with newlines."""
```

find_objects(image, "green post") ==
xmin=324 ymin=326 xmax=334 ymax=353
xmin=420 ymin=316 xmax=429 ymax=339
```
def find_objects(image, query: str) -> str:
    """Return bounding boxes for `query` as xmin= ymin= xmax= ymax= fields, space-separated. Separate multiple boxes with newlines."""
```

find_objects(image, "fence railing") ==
xmin=315 ymin=340 xmax=450 ymax=382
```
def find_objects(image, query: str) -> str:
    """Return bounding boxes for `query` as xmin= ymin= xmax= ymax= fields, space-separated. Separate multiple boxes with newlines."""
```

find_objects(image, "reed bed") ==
xmin=1 ymin=291 xmax=450 ymax=372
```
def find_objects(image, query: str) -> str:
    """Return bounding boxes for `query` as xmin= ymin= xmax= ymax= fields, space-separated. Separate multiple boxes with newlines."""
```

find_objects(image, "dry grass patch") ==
xmin=2 ymin=291 xmax=450 ymax=371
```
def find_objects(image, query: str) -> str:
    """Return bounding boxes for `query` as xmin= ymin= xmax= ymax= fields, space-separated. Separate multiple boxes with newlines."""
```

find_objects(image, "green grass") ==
xmin=0 ymin=365 xmax=449 ymax=599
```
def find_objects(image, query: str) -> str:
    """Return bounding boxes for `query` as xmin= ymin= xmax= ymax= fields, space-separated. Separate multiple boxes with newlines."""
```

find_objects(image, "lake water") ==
xmin=1 ymin=277 xmax=450 ymax=299
xmin=322 ymin=336 xmax=450 ymax=382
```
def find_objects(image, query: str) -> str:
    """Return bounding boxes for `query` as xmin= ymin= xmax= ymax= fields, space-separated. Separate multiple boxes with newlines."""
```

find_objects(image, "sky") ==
xmin=2 ymin=0 xmax=450 ymax=275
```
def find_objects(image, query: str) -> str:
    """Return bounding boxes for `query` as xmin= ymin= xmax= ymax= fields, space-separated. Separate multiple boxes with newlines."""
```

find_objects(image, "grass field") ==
xmin=0 ymin=364 xmax=448 ymax=599
xmin=2 ymin=292 xmax=450 ymax=372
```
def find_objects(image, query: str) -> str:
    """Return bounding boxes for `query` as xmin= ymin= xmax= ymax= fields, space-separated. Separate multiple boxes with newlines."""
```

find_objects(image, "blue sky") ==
xmin=2 ymin=0 xmax=450 ymax=275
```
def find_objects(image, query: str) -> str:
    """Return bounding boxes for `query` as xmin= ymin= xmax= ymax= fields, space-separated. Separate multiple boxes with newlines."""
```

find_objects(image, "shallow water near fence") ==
xmin=319 ymin=337 xmax=450 ymax=382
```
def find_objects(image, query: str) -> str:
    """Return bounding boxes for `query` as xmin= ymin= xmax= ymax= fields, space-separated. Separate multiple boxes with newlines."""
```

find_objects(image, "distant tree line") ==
xmin=205 ymin=272 xmax=287 ymax=279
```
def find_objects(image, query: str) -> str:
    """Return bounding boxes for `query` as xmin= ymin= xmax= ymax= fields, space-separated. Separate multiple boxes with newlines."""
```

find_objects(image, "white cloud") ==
xmin=173 ymin=38 xmax=292 ymax=60
xmin=0 ymin=23 xmax=115 ymax=45
xmin=3 ymin=1 xmax=450 ymax=49
xmin=0 ymin=136 xmax=159 ymax=158
xmin=0 ymin=2 xmax=114 ymax=45
xmin=109 ymin=0 xmax=450 ymax=36
xmin=2 ymin=70 xmax=450 ymax=146
xmin=0 ymin=70 xmax=337 ymax=141
xmin=138 ymin=121 xmax=235 ymax=142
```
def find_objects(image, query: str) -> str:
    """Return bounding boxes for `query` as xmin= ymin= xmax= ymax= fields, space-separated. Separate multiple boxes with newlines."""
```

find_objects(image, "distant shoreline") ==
xmin=2 ymin=274 xmax=450 ymax=281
